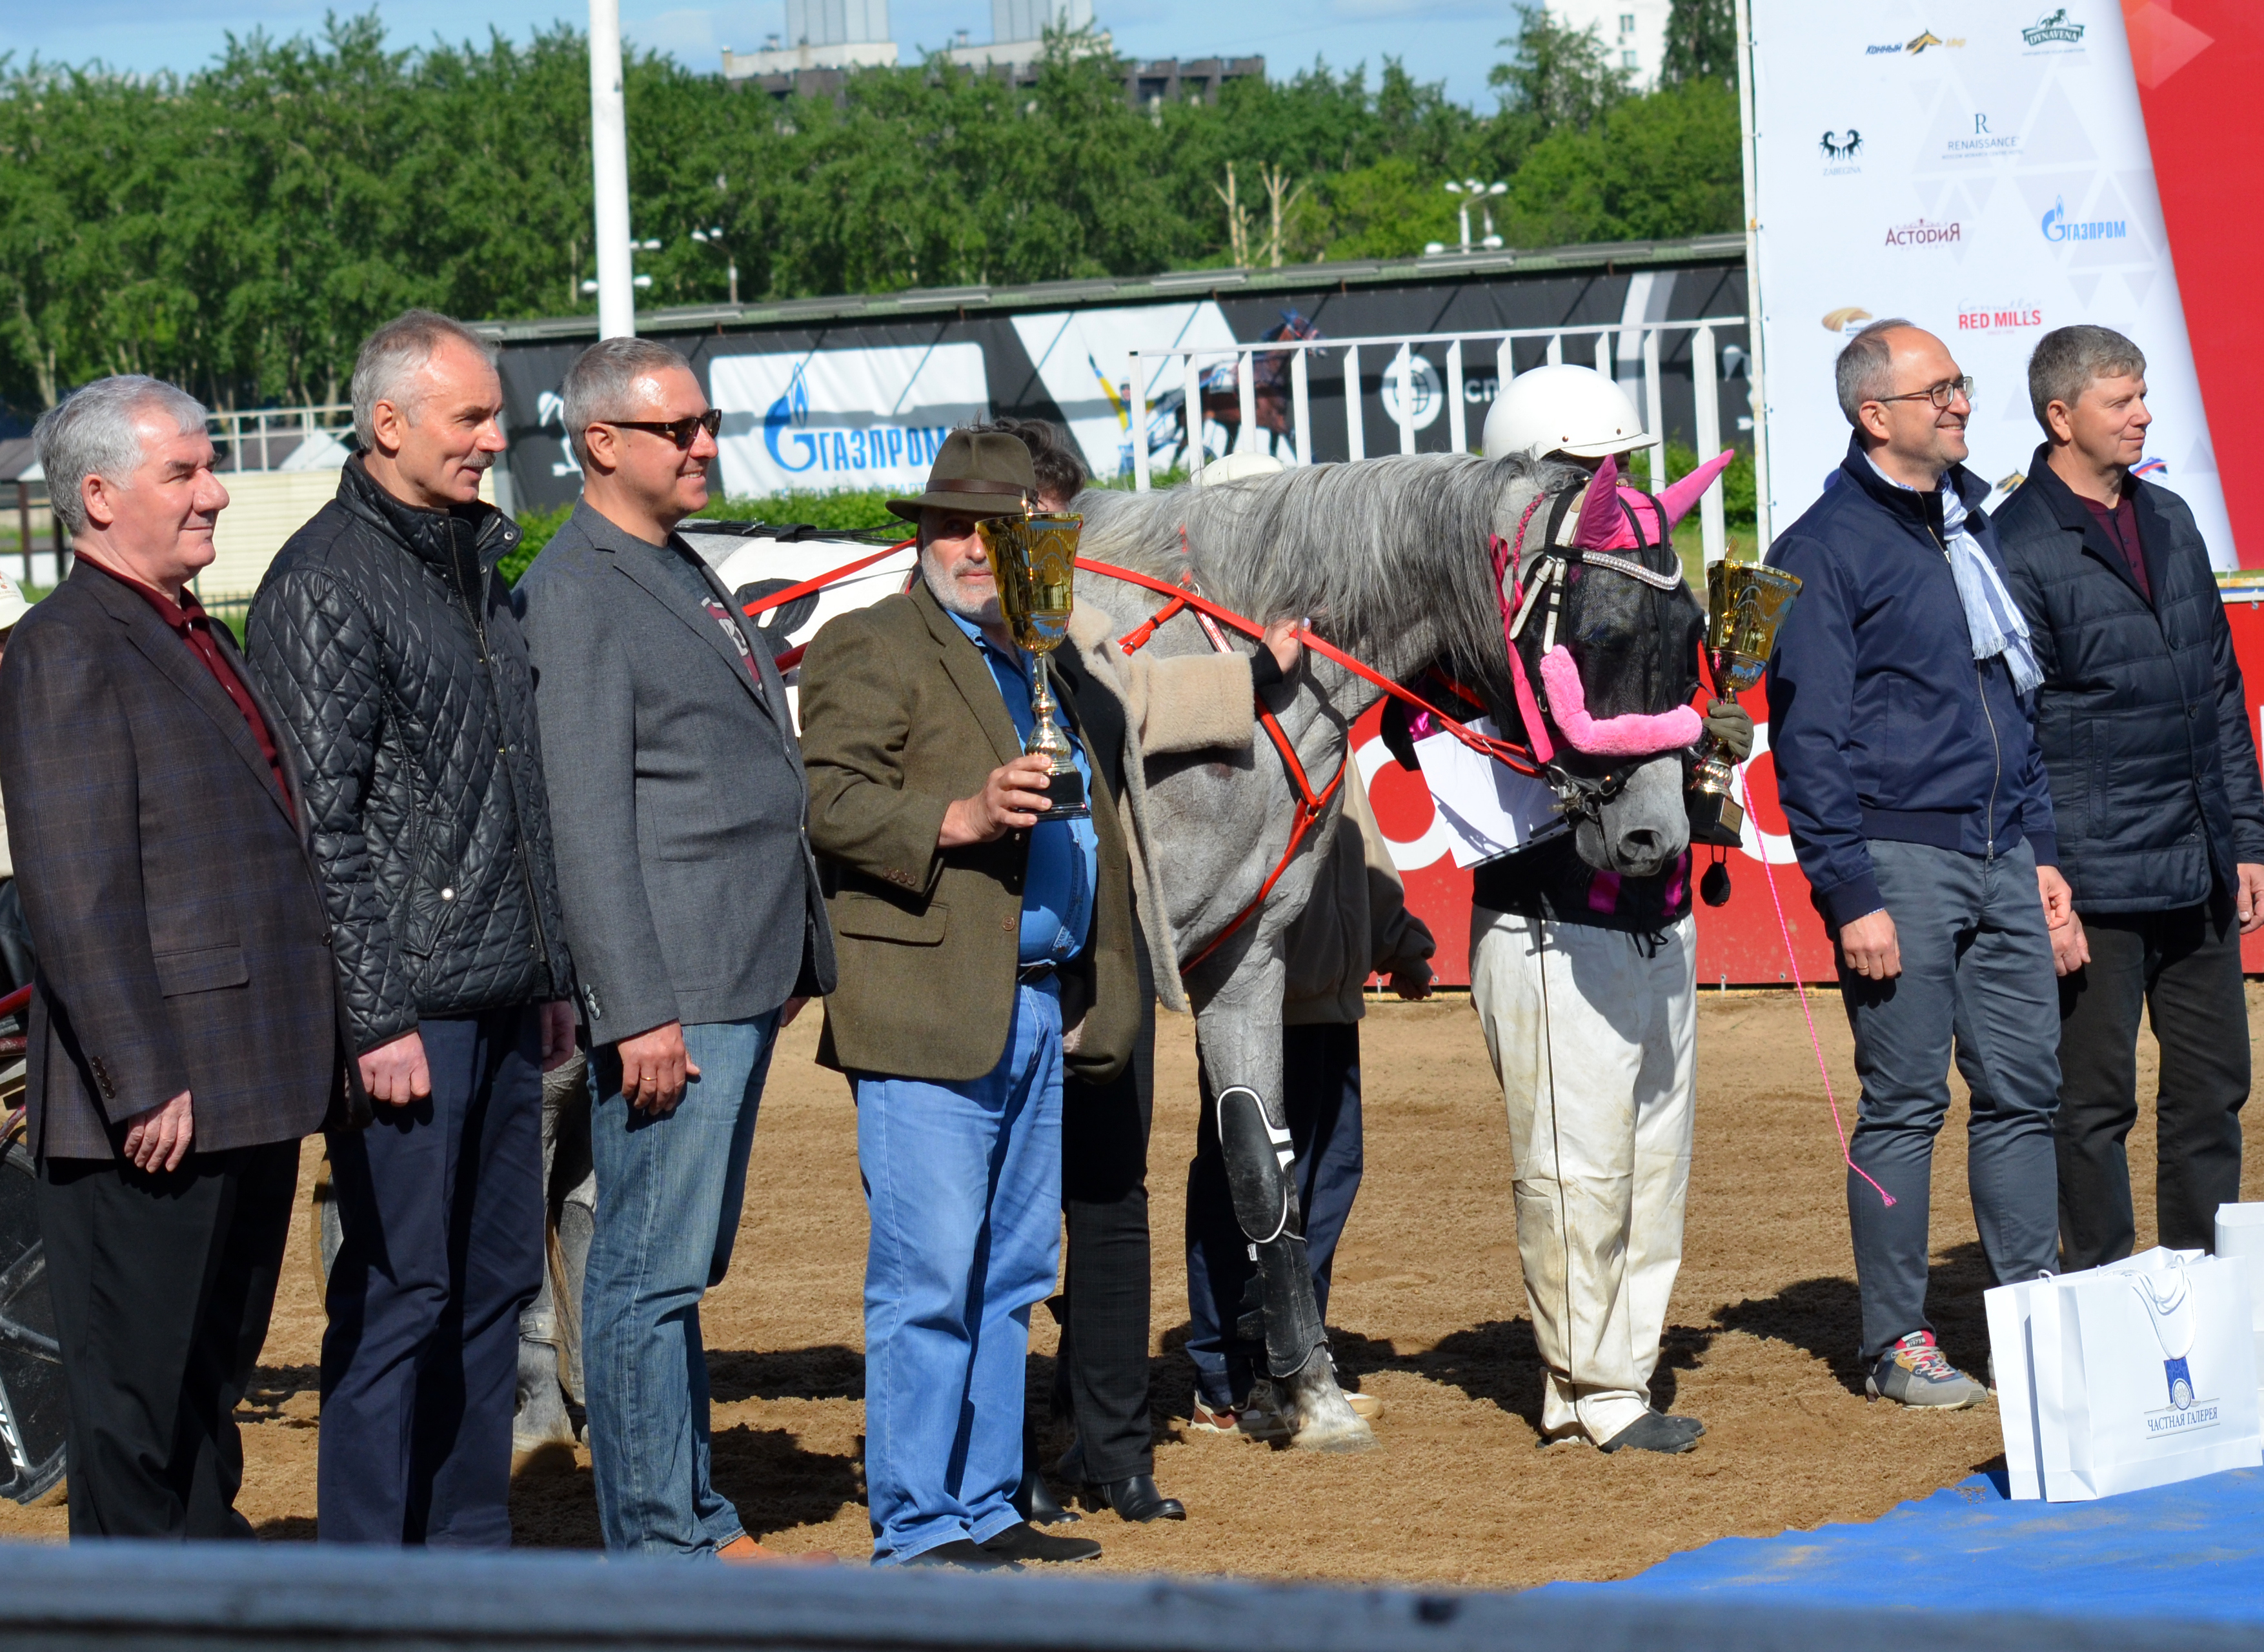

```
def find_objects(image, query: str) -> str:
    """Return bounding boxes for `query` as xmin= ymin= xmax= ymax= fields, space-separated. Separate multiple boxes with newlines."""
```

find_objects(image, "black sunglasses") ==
xmin=594 ymin=408 xmax=723 ymax=449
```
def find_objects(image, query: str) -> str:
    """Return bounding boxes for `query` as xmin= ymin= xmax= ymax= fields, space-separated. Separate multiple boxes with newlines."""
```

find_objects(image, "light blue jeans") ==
xmin=856 ymin=981 xmax=1063 ymax=1566
xmin=583 ymin=1011 xmax=780 ymax=1556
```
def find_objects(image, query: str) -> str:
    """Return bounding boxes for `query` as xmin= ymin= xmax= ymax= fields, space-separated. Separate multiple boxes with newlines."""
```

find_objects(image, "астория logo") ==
xmin=2041 ymin=196 xmax=2126 ymax=243
xmin=1885 ymin=219 xmax=1961 ymax=247
xmin=2023 ymin=8 xmax=2085 ymax=46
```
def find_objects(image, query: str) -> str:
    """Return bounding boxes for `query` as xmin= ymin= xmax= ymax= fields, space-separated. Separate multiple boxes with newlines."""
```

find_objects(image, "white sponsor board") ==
xmin=1009 ymin=302 xmax=1241 ymax=481
xmin=709 ymin=345 xmax=991 ymax=498
xmin=1748 ymin=2 xmax=2235 ymax=565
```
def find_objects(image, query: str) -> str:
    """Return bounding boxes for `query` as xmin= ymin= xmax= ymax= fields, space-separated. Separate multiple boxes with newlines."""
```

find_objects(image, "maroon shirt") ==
xmin=90 ymin=560 xmax=292 ymax=806
xmin=2081 ymin=485 xmax=2149 ymax=603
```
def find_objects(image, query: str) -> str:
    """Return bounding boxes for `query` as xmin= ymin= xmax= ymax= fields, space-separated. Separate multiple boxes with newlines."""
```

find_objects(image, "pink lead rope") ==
xmin=1733 ymin=765 xmax=1896 ymax=1209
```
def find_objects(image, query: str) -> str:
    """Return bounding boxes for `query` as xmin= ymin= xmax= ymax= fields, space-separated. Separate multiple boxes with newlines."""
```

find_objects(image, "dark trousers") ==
xmin=1051 ymin=981 xmax=1157 ymax=1482
xmin=1185 ymin=1022 xmax=1365 ymax=1409
xmin=37 ymin=1138 xmax=299 ymax=1538
xmin=1839 ymin=840 xmax=2061 ymax=1365
xmin=318 ymin=1008 xmax=545 ymax=1547
xmin=2056 ymin=902 xmax=2247 ymax=1269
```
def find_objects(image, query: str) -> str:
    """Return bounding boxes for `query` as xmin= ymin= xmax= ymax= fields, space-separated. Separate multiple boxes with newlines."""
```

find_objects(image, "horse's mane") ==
xmin=1075 ymin=452 xmax=1570 ymax=714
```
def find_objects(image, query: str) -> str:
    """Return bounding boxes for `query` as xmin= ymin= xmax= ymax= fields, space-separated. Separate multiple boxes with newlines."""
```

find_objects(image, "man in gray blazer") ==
xmin=516 ymin=337 xmax=834 ymax=1561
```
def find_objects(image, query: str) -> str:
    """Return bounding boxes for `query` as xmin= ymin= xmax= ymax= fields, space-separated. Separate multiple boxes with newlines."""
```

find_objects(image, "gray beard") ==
xmin=920 ymin=555 xmax=1002 ymax=627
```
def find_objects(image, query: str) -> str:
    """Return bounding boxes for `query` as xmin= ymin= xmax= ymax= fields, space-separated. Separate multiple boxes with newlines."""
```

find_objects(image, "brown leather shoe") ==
xmin=718 ymin=1536 xmax=835 ymax=1565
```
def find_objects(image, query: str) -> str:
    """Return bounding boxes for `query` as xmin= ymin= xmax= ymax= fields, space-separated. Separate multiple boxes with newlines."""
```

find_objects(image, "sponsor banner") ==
xmin=708 ymin=345 xmax=991 ymax=499
xmin=1748 ymin=1 xmax=2238 ymax=565
xmin=1008 ymin=301 xmax=1240 ymax=484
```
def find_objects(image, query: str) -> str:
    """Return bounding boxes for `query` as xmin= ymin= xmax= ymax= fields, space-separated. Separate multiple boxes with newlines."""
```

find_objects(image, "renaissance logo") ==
xmin=1885 ymin=218 xmax=1962 ymax=247
xmin=2022 ymin=7 xmax=2085 ymax=47
xmin=1944 ymin=112 xmax=2020 ymax=161
xmin=2041 ymin=196 xmax=2127 ymax=243
xmin=1957 ymin=306 xmax=2043 ymax=332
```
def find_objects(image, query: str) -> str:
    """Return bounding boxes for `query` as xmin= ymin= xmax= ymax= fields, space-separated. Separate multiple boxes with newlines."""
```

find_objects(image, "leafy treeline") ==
xmin=0 ymin=0 xmax=1737 ymax=416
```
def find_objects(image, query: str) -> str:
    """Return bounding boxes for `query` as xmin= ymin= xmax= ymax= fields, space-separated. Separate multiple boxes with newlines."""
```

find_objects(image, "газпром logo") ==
xmin=1885 ymin=218 xmax=1962 ymax=247
xmin=2041 ymin=196 xmax=2127 ymax=243
xmin=2023 ymin=7 xmax=2085 ymax=46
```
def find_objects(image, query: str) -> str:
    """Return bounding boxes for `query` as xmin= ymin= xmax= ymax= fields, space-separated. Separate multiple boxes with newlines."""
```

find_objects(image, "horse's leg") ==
xmin=1194 ymin=952 xmax=1374 ymax=1453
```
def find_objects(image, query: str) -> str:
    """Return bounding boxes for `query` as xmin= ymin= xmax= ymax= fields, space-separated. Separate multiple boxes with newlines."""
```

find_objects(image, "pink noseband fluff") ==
xmin=1539 ymin=646 xmax=1701 ymax=759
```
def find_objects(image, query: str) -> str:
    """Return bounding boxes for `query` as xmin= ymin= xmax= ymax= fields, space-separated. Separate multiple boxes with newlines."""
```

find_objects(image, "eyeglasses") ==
xmin=592 ymin=408 xmax=723 ymax=448
xmin=1875 ymin=376 xmax=1976 ymax=410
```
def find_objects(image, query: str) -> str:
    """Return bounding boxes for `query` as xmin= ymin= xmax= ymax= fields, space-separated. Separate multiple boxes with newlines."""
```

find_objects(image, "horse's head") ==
xmin=1488 ymin=461 xmax=1707 ymax=880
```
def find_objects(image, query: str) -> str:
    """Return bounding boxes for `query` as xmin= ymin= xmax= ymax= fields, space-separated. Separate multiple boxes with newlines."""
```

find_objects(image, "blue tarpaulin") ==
xmin=1541 ymin=1467 xmax=2264 ymax=1623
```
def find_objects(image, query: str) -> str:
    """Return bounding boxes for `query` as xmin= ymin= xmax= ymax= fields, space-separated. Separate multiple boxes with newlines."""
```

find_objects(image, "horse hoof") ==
xmin=1290 ymin=1416 xmax=1377 ymax=1453
xmin=1282 ymin=1370 xmax=1378 ymax=1452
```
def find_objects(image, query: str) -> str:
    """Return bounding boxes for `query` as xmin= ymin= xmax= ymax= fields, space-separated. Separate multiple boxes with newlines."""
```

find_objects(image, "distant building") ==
xmin=1550 ymin=0 xmax=1672 ymax=87
xmin=720 ymin=0 xmax=898 ymax=79
xmin=723 ymin=0 xmax=1260 ymax=108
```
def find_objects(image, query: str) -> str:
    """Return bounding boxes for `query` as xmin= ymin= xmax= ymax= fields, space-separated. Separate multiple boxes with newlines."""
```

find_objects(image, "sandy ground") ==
xmin=4 ymin=984 xmax=2259 ymax=1588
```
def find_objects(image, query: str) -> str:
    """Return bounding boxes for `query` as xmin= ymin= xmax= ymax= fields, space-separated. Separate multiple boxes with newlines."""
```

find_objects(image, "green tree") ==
xmin=1661 ymin=0 xmax=1739 ymax=87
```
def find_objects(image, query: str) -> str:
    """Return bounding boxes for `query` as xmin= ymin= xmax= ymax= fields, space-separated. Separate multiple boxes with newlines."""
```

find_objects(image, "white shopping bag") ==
xmin=1991 ymin=1250 xmax=2260 ymax=1502
xmin=1984 ymin=1247 xmax=2196 ymax=1498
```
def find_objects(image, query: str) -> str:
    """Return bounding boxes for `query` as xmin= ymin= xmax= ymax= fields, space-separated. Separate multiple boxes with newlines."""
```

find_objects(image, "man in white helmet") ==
xmin=1416 ymin=363 xmax=1747 ymax=1453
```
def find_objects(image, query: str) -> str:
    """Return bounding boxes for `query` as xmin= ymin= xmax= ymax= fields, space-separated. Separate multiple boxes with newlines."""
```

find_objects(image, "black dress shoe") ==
xmin=1058 ymin=1441 xmax=1186 ymax=1523
xmin=978 ymin=1520 xmax=1102 ymax=1564
xmin=1012 ymin=1458 xmax=1078 ymax=1526
xmin=904 ymin=1538 xmax=1016 ymax=1570
xmin=1084 ymin=1473 xmax=1186 ymax=1523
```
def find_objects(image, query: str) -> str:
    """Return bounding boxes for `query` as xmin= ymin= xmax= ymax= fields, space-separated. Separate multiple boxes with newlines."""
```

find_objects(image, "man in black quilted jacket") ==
xmin=1995 ymin=324 xmax=2264 ymax=1270
xmin=248 ymin=310 xmax=577 ymax=1548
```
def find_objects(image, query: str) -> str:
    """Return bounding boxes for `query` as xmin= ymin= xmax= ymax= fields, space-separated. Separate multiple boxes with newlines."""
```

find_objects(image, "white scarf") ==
xmin=1868 ymin=456 xmax=2043 ymax=694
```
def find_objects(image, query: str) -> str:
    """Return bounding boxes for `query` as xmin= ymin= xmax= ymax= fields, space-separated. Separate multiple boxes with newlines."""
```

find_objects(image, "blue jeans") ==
xmin=1185 ymin=1023 xmax=1365 ymax=1409
xmin=856 ymin=982 xmax=1063 ymax=1566
xmin=583 ymin=1012 xmax=780 ymax=1556
xmin=319 ymin=1009 xmax=545 ymax=1547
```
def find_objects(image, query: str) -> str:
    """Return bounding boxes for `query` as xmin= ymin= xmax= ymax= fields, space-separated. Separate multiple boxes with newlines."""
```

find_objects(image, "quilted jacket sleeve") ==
xmin=247 ymin=569 xmax=419 ymax=1054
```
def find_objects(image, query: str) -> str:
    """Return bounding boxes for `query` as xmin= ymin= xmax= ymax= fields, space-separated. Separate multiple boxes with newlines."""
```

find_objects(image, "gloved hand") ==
xmin=1704 ymin=699 xmax=1754 ymax=762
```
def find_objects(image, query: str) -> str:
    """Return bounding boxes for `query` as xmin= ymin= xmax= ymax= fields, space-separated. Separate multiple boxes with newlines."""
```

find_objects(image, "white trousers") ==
xmin=1468 ymin=909 xmax=1697 ymax=1442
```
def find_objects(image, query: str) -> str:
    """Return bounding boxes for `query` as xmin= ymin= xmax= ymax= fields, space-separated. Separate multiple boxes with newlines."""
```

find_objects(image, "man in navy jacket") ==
xmin=1994 ymin=325 xmax=2264 ymax=1271
xmin=1766 ymin=319 xmax=2074 ymax=1408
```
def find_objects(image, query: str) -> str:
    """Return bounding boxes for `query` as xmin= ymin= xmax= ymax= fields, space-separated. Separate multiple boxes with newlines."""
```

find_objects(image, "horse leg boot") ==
xmin=1214 ymin=1083 xmax=1373 ymax=1452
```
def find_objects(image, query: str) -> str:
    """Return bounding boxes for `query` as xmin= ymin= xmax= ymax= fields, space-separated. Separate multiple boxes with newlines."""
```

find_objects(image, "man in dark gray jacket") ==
xmin=1995 ymin=324 xmax=2264 ymax=1269
xmin=516 ymin=337 xmax=834 ymax=1561
xmin=249 ymin=310 xmax=578 ymax=1548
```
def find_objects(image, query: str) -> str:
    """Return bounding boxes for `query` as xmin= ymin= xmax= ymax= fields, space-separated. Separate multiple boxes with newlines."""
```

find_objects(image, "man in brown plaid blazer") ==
xmin=0 ymin=376 xmax=345 ymax=1537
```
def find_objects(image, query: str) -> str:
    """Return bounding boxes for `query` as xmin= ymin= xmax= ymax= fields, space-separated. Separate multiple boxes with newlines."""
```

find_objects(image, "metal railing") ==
xmin=204 ymin=403 xmax=355 ymax=474
xmin=1129 ymin=316 xmax=1750 ymax=566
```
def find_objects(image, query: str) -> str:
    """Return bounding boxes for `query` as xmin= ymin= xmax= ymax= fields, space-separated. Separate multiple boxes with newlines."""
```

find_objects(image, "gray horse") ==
xmin=1074 ymin=451 xmax=1700 ymax=1450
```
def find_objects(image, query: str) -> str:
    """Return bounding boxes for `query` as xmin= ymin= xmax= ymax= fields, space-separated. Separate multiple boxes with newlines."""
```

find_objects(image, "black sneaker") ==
xmin=979 ymin=1520 xmax=1102 ymax=1564
xmin=1597 ymin=1411 xmax=1703 ymax=1454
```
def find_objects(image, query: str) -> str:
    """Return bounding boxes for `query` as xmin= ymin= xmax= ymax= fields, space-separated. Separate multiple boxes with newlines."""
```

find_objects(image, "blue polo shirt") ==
xmin=945 ymin=610 xmax=1098 ymax=965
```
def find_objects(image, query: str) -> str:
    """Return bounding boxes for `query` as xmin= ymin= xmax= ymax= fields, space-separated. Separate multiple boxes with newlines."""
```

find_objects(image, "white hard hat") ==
xmin=0 ymin=569 xmax=26 ymax=632
xmin=1482 ymin=363 xmax=1648 ymax=461
xmin=1196 ymin=452 xmax=1285 ymax=488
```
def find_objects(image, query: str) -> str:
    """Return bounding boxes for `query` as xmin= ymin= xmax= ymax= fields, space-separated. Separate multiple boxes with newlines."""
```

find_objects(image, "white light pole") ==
xmin=589 ymin=0 xmax=635 ymax=338
xmin=691 ymin=227 xmax=738 ymax=305
xmin=1442 ymin=178 xmax=1508 ymax=252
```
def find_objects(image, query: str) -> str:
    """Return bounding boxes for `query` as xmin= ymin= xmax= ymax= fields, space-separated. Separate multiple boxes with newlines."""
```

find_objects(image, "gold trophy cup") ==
xmin=980 ymin=510 xmax=1090 ymax=822
xmin=1688 ymin=560 xmax=1803 ymax=847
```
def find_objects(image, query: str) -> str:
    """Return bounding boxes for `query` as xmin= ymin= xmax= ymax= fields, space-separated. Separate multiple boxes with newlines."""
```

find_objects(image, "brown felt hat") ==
xmin=886 ymin=429 xmax=1036 ymax=523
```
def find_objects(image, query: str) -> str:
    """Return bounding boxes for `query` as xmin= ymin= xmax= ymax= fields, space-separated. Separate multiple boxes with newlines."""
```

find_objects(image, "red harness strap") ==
xmin=743 ymin=538 xmax=915 ymax=674
xmin=1081 ymin=552 xmax=1541 ymax=976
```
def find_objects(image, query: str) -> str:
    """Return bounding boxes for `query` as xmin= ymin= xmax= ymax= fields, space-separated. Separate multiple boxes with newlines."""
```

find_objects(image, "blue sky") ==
xmin=4 ymin=0 xmax=1518 ymax=109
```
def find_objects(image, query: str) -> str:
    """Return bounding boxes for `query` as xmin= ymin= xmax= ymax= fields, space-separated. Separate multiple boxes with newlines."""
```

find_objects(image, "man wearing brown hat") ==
xmin=799 ymin=430 xmax=1140 ymax=1570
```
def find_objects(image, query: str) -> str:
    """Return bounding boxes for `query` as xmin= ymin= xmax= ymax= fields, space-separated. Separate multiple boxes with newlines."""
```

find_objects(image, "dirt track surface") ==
xmin=5 ymin=986 xmax=2259 ymax=1586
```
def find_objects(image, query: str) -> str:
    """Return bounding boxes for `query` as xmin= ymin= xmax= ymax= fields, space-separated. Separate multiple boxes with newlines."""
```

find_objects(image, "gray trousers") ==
xmin=1837 ymin=838 xmax=2060 ymax=1365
